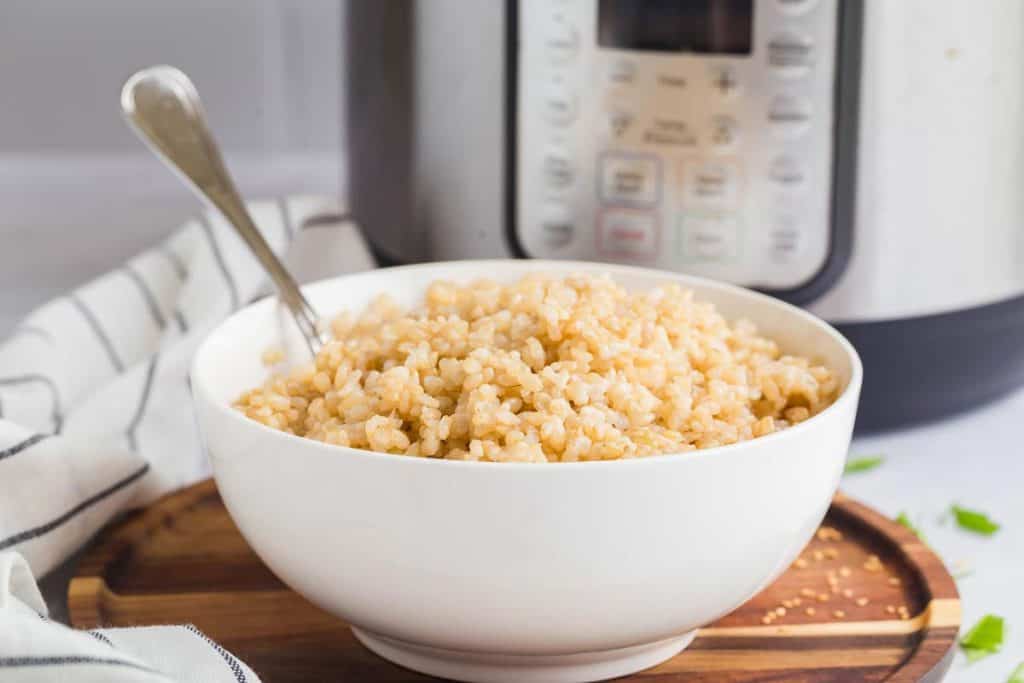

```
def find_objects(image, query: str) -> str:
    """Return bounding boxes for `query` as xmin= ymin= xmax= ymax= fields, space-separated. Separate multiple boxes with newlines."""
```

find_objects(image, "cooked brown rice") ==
xmin=235 ymin=273 xmax=838 ymax=462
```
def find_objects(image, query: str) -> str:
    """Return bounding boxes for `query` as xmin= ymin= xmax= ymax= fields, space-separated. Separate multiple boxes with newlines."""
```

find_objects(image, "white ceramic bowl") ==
xmin=192 ymin=260 xmax=862 ymax=683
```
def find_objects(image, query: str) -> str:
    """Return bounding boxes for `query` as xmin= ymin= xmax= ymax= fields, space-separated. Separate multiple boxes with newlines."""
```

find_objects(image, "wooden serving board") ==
xmin=69 ymin=479 xmax=960 ymax=682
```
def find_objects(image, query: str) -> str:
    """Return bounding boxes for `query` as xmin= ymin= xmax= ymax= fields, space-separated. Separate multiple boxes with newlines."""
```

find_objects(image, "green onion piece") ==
xmin=960 ymin=615 xmax=1004 ymax=663
xmin=952 ymin=505 xmax=1001 ymax=536
xmin=844 ymin=455 xmax=885 ymax=474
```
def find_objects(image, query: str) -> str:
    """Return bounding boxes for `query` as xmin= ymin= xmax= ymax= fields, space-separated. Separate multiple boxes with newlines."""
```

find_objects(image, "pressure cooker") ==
xmin=344 ymin=0 xmax=1024 ymax=430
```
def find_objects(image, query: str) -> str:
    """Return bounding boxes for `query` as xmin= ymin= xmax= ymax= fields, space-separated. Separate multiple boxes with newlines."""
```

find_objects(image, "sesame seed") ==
xmin=888 ymin=576 xmax=901 ymax=586
xmin=801 ymin=588 xmax=817 ymax=598
xmin=843 ymin=588 xmax=854 ymax=599
xmin=824 ymin=547 xmax=839 ymax=560
xmin=762 ymin=615 xmax=774 ymax=625
xmin=813 ymin=550 xmax=825 ymax=561
xmin=793 ymin=597 xmax=802 ymax=607
xmin=806 ymin=607 xmax=816 ymax=616
xmin=886 ymin=605 xmax=897 ymax=614
xmin=817 ymin=593 xmax=830 ymax=602
xmin=856 ymin=597 xmax=869 ymax=607
xmin=839 ymin=566 xmax=852 ymax=577
xmin=794 ymin=558 xmax=809 ymax=569
xmin=776 ymin=607 xmax=787 ymax=616
xmin=833 ymin=610 xmax=846 ymax=619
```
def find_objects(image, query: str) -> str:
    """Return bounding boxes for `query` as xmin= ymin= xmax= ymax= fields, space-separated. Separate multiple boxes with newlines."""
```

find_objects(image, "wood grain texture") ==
xmin=69 ymin=480 xmax=960 ymax=682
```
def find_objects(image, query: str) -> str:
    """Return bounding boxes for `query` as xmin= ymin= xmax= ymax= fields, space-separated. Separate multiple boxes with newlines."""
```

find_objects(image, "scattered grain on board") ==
xmin=762 ymin=527 xmax=918 ymax=628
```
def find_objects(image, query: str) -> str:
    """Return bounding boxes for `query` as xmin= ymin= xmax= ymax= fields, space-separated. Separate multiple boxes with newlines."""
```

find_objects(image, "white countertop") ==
xmin=843 ymin=387 xmax=1024 ymax=682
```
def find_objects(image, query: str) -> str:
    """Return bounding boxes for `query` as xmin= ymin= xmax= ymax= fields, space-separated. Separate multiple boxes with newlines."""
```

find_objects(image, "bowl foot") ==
xmin=351 ymin=628 xmax=695 ymax=683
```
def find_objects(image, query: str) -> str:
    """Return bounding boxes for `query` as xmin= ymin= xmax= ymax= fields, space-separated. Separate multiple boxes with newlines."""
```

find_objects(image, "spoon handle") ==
xmin=121 ymin=65 xmax=324 ymax=353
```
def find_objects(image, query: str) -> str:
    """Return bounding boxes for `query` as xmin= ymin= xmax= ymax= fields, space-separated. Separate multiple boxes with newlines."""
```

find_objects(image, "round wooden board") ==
xmin=69 ymin=479 xmax=960 ymax=682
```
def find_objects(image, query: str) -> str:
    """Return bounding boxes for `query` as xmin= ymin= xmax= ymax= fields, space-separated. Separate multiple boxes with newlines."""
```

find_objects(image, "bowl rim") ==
xmin=191 ymin=259 xmax=863 ymax=470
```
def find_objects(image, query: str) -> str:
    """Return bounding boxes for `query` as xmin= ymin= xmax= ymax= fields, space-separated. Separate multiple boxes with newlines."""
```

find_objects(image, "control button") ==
xmin=768 ymin=156 xmax=808 ymax=192
xmin=679 ymin=213 xmax=740 ymax=262
xmin=542 ymin=147 xmax=574 ymax=189
xmin=606 ymin=110 xmax=634 ymax=140
xmin=599 ymin=154 xmax=661 ymax=205
xmin=710 ymin=65 xmax=741 ymax=98
xmin=657 ymin=73 xmax=688 ymax=89
xmin=682 ymin=161 xmax=740 ymax=207
xmin=545 ymin=16 xmax=579 ymax=63
xmin=709 ymin=116 xmax=739 ymax=150
xmin=642 ymin=118 xmax=696 ymax=147
xmin=768 ymin=94 xmax=813 ymax=139
xmin=598 ymin=208 xmax=659 ymax=259
xmin=768 ymin=215 xmax=803 ymax=262
xmin=775 ymin=0 xmax=819 ymax=16
xmin=767 ymin=32 xmax=815 ymax=78
xmin=606 ymin=59 xmax=637 ymax=86
xmin=544 ymin=80 xmax=577 ymax=125
xmin=540 ymin=202 xmax=575 ymax=249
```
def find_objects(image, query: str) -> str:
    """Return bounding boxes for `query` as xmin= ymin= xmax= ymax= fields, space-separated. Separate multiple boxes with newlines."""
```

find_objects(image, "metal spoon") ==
xmin=120 ymin=65 xmax=326 ymax=355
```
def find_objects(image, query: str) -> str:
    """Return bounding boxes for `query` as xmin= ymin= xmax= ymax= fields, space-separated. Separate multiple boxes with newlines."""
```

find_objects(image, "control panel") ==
xmin=515 ymin=0 xmax=839 ymax=290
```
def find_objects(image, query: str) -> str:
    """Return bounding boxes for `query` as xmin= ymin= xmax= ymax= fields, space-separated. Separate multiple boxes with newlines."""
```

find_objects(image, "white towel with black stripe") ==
xmin=0 ymin=196 xmax=376 ymax=682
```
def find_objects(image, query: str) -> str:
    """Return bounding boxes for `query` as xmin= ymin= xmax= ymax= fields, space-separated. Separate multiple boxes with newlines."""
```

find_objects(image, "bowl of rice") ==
xmin=192 ymin=260 xmax=862 ymax=683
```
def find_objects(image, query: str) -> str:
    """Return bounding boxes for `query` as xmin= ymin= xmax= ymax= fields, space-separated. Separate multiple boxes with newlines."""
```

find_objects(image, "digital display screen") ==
xmin=598 ymin=0 xmax=754 ymax=55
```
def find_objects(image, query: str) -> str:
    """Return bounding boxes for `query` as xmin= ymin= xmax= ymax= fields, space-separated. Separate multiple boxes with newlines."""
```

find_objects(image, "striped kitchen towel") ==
xmin=0 ymin=196 xmax=375 ymax=681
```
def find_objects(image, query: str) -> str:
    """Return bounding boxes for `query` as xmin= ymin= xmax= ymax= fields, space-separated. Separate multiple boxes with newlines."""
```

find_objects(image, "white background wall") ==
xmin=0 ymin=0 xmax=345 ymax=332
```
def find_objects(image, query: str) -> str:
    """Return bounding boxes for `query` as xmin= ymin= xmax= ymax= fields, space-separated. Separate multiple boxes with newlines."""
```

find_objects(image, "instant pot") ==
xmin=344 ymin=0 xmax=1024 ymax=430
